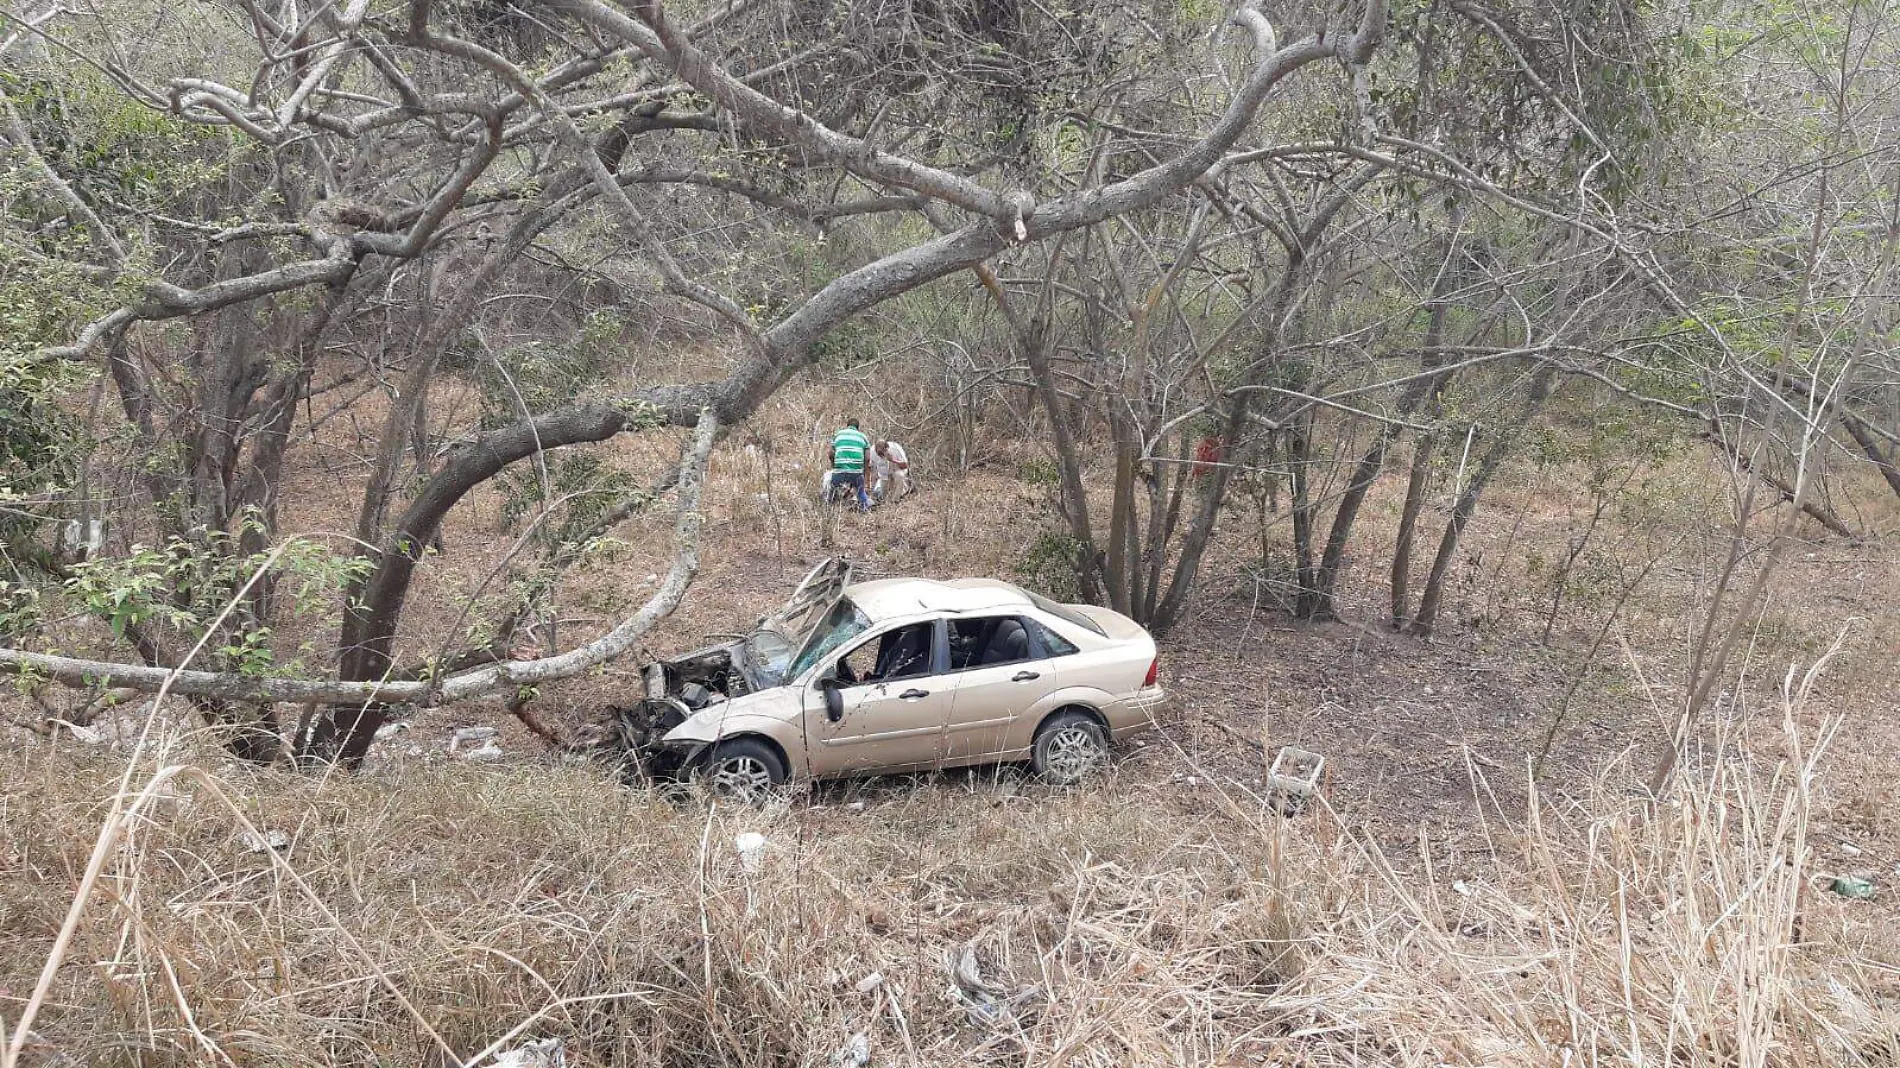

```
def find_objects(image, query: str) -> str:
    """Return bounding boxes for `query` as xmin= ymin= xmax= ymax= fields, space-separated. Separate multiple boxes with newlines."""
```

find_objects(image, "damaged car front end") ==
xmin=611 ymin=558 xmax=849 ymax=781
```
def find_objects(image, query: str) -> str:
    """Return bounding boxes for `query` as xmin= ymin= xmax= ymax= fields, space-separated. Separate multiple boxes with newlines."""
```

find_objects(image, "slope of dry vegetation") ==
xmin=6 ymin=390 xmax=1900 ymax=1064
xmin=4 ymin=695 xmax=1897 ymax=1067
xmin=7 ymin=0 xmax=1900 ymax=1059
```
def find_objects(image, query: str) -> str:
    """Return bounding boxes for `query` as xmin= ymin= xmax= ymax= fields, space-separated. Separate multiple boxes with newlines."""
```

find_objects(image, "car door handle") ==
xmin=899 ymin=688 xmax=929 ymax=700
xmin=1011 ymin=670 xmax=1040 ymax=682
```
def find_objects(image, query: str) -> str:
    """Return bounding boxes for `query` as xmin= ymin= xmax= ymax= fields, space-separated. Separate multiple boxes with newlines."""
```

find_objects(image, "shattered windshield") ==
xmin=745 ymin=628 xmax=796 ymax=687
xmin=786 ymin=598 xmax=870 ymax=680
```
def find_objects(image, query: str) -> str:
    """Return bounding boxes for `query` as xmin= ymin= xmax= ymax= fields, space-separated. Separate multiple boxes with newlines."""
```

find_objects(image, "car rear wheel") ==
xmin=697 ymin=737 xmax=788 ymax=801
xmin=1031 ymin=712 xmax=1110 ymax=785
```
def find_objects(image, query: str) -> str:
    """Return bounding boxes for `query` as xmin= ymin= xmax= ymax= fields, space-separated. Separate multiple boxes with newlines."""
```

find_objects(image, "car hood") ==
xmin=755 ymin=557 xmax=852 ymax=648
xmin=660 ymin=685 xmax=803 ymax=745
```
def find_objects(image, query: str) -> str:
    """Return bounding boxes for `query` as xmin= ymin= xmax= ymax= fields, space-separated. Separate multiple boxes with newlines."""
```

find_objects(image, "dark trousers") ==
xmin=831 ymin=469 xmax=870 ymax=510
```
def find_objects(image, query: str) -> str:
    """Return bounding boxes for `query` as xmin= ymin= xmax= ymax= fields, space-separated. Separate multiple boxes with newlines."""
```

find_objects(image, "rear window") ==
xmin=1025 ymin=590 xmax=1106 ymax=638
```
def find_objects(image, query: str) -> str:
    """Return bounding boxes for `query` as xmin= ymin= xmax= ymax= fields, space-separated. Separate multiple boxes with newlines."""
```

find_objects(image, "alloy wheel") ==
xmin=1043 ymin=725 xmax=1106 ymax=784
xmin=706 ymin=755 xmax=776 ymax=800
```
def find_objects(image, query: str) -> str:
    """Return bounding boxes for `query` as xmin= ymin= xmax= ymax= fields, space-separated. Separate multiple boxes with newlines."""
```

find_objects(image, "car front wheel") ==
xmin=697 ymin=737 xmax=788 ymax=801
xmin=1031 ymin=712 xmax=1110 ymax=785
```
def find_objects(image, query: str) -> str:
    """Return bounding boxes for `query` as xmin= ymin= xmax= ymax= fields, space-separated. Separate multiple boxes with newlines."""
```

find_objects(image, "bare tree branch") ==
xmin=0 ymin=411 xmax=718 ymax=709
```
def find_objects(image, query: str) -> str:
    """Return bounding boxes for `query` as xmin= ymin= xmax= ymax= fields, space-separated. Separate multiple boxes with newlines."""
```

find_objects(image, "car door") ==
xmin=803 ymin=619 xmax=952 ymax=777
xmin=940 ymin=615 xmax=1057 ymax=763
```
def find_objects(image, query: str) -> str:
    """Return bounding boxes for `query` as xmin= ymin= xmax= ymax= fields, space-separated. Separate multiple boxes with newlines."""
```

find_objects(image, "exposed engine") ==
xmin=664 ymin=646 xmax=753 ymax=704
xmin=609 ymin=642 xmax=756 ymax=781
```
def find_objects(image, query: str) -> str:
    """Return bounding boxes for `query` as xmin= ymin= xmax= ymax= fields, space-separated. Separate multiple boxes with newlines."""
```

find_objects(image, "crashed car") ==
xmin=613 ymin=559 xmax=1166 ymax=794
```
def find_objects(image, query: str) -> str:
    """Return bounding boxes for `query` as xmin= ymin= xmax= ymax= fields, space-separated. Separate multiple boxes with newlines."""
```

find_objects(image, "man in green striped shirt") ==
xmin=828 ymin=419 xmax=872 ymax=511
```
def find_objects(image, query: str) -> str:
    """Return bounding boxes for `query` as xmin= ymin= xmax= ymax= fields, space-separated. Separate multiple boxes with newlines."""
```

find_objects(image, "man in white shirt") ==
xmin=870 ymin=440 xmax=911 ymax=504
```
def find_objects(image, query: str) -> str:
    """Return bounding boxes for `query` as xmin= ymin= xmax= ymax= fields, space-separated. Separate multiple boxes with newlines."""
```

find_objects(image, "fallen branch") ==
xmin=0 ymin=411 xmax=719 ymax=709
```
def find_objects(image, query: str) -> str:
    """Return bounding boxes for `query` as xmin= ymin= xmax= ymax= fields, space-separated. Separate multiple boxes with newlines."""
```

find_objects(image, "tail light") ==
xmin=1143 ymin=658 xmax=1159 ymax=688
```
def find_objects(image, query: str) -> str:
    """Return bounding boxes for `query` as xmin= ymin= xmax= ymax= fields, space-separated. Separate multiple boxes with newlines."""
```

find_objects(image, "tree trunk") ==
xmin=1148 ymin=168 xmax=1381 ymax=635
xmin=1140 ymin=427 xmax=1192 ymax=621
xmin=1389 ymin=426 xmax=1437 ymax=626
xmin=1311 ymin=227 xmax=1465 ymax=620
xmin=1839 ymin=409 xmax=1900 ymax=500
xmin=1288 ymin=417 xmax=1321 ymax=618
xmin=1102 ymin=419 xmax=1134 ymax=613
xmin=1411 ymin=366 xmax=1556 ymax=636
xmin=973 ymin=264 xmax=1104 ymax=605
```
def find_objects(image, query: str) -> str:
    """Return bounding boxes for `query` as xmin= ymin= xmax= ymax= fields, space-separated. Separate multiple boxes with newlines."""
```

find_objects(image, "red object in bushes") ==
xmin=1191 ymin=435 xmax=1224 ymax=477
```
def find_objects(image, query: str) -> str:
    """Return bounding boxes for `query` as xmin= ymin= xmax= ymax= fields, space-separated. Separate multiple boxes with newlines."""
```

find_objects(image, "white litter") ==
xmin=55 ymin=721 xmax=103 ymax=745
xmin=481 ymin=1038 xmax=567 ymax=1068
xmin=830 ymin=1033 xmax=870 ymax=1067
xmin=947 ymin=941 xmax=1041 ymax=1029
xmin=239 ymin=829 xmax=291 ymax=853
xmin=735 ymin=832 xmax=767 ymax=874
xmin=459 ymin=740 xmax=504 ymax=762
xmin=449 ymin=726 xmax=499 ymax=751
xmin=855 ymin=971 xmax=885 ymax=994
xmin=375 ymin=722 xmax=410 ymax=741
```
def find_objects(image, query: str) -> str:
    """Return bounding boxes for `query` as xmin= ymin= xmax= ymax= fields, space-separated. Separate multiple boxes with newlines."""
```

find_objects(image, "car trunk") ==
xmin=1071 ymin=604 xmax=1151 ymax=643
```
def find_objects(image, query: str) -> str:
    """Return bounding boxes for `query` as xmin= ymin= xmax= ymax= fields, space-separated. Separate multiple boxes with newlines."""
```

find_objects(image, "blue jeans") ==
xmin=832 ymin=469 xmax=870 ymax=510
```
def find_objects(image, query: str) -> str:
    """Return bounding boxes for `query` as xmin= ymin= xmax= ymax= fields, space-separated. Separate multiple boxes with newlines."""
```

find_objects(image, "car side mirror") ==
xmin=820 ymin=677 xmax=844 ymax=723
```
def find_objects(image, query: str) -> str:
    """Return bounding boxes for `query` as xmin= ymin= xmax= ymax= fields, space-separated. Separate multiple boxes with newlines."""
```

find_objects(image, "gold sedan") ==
xmin=621 ymin=561 xmax=1165 ymax=795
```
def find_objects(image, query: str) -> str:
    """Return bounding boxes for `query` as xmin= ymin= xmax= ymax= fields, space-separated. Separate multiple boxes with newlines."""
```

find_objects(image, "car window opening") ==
xmin=948 ymin=616 xmax=1034 ymax=670
xmin=837 ymin=622 xmax=934 ymax=686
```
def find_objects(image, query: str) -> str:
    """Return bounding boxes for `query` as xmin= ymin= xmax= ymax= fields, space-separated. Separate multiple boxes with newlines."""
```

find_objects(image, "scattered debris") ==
xmin=449 ymin=726 xmax=500 ymax=752
xmin=947 ymin=941 xmax=1041 ymax=1029
xmin=1836 ymin=842 xmax=1863 ymax=857
xmin=239 ymin=829 xmax=291 ymax=853
xmin=735 ymin=832 xmax=767 ymax=874
xmin=374 ymin=721 xmax=410 ymax=741
xmin=52 ymin=721 xmax=103 ymax=745
xmin=830 ymin=1033 xmax=870 ymax=1067
xmin=1267 ymin=746 xmax=1326 ymax=817
xmin=1829 ymin=875 xmax=1876 ymax=900
xmin=459 ymin=740 xmax=505 ymax=762
xmin=1451 ymin=880 xmax=1472 ymax=897
xmin=855 ymin=971 xmax=885 ymax=994
xmin=481 ymin=1038 xmax=567 ymax=1068
xmin=846 ymin=801 xmax=866 ymax=813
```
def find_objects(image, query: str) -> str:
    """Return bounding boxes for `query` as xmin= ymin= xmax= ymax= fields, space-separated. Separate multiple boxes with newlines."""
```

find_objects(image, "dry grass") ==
xmin=4 ymin=661 xmax=1896 ymax=1068
xmin=11 ymin=360 xmax=1900 ymax=1066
